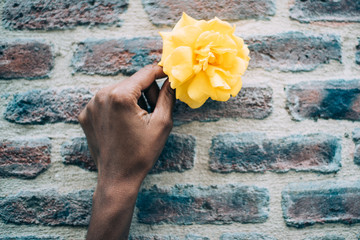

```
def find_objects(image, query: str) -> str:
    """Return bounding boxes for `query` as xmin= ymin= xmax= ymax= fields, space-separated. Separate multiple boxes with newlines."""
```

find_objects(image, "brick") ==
xmin=282 ymin=181 xmax=360 ymax=228
xmin=246 ymin=32 xmax=341 ymax=72
xmin=4 ymin=88 xmax=93 ymax=124
xmin=0 ymin=138 xmax=51 ymax=179
xmin=356 ymin=38 xmax=360 ymax=65
xmin=0 ymin=190 xmax=92 ymax=226
xmin=185 ymin=235 xmax=209 ymax=240
xmin=173 ymin=86 xmax=272 ymax=125
xmin=303 ymin=235 xmax=345 ymax=240
xmin=61 ymin=137 xmax=95 ymax=171
xmin=129 ymin=236 xmax=179 ymax=240
xmin=61 ymin=133 xmax=195 ymax=173
xmin=0 ymin=40 xmax=53 ymax=80
xmin=72 ymin=38 xmax=162 ymax=76
xmin=0 ymin=237 xmax=63 ymax=240
xmin=220 ymin=233 xmax=277 ymax=240
xmin=286 ymin=80 xmax=360 ymax=121
xmin=290 ymin=0 xmax=360 ymax=23
xmin=136 ymin=184 xmax=269 ymax=224
xmin=209 ymin=133 xmax=341 ymax=173
xmin=141 ymin=0 xmax=276 ymax=26
xmin=352 ymin=128 xmax=360 ymax=166
xmin=2 ymin=0 xmax=128 ymax=30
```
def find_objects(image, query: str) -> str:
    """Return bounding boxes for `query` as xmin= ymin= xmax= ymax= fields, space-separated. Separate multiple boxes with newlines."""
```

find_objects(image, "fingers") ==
xmin=144 ymin=81 xmax=160 ymax=112
xmin=152 ymin=79 xmax=175 ymax=129
xmin=129 ymin=65 xmax=167 ymax=91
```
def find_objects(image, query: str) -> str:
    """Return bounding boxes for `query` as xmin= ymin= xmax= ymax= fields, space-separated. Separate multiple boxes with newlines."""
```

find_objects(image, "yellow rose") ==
xmin=159 ymin=13 xmax=250 ymax=109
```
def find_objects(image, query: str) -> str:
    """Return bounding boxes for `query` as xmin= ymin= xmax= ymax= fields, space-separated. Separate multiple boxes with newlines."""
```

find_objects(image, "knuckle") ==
xmin=78 ymin=107 xmax=88 ymax=126
xmin=109 ymin=89 xmax=132 ymax=106
xmin=94 ymin=90 xmax=107 ymax=105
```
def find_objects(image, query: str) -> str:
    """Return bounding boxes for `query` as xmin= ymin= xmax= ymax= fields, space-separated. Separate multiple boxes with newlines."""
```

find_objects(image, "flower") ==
xmin=158 ymin=12 xmax=250 ymax=109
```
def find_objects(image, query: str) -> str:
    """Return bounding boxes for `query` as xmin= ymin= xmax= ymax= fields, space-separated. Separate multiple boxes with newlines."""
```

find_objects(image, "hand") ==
xmin=79 ymin=65 xmax=175 ymax=240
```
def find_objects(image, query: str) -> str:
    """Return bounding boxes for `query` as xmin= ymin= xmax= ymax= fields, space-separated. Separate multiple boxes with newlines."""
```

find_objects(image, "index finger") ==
xmin=127 ymin=65 xmax=167 ymax=91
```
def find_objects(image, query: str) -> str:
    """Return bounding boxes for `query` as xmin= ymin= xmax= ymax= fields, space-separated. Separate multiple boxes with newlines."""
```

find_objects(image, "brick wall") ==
xmin=1 ymin=0 xmax=360 ymax=239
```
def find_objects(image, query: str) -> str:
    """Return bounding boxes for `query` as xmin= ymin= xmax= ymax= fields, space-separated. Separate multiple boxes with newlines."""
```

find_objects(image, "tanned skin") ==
xmin=78 ymin=65 xmax=175 ymax=240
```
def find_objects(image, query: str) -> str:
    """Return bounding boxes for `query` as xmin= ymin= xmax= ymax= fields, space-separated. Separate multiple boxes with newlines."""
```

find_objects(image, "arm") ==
xmin=78 ymin=65 xmax=175 ymax=240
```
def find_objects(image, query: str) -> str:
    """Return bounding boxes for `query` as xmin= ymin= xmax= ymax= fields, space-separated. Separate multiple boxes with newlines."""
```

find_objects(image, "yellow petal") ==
xmin=187 ymin=71 xmax=211 ymax=103
xmin=173 ymin=12 xmax=198 ymax=31
xmin=171 ymin=25 xmax=203 ymax=48
xmin=163 ymin=46 xmax=194 ymax=83
xmin=230 ymin=76 xmax=242 ymax=97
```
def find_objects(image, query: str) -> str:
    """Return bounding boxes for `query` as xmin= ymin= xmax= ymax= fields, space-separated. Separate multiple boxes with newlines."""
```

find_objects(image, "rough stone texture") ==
xmin=185 ymin=235 xmax=209 ymax=240
xmin=352 ymin=128 xmax=360 ymax=166
xmin=282 ymin=181 xmax=360 ymax=228
xmin=141 ymin=0 xmax=276 ymax=26
xmin=61 ymin=137 xmax=95 ymax=171
xmin=0 ymin=138 xmax=51 ymax=179
xmin=0 ymin=40 xmax=53 ymax=80
xmin=173 ymin=86 xmax=272 ymax=125
xmin=220 ymin=233 xmax=277 ymax=240
xmin=61 ymin=133 xmax=195 ymax=173
xmin=290 ymin=0 xmax=360 ymax=23
xmin=72 ymin=38 xmax=162 ymax=76
xmin=2 ymin=0 xmax=128 ymax=30
xmin=209 ymin=133 xmax=341 ymax=173
xmin=0 ymin=237 xmax=63 ymax=240
xmin=356 ymin=38 xmax=360 ymax=65
xmin=286 ymin=80 xmax=360 ymax=121
xmin=4 ymin=88 xmax=93 ymax=124
xmin=302 ymin=235 xmax=345 ymax=240
xmin=129 ymin=236 xmax=179 ymax=240
xmin=246 ymin=32 xmax=341 ymax=72
xmin=137 ymin=184 xmax=269 ymax=225
xmin=0 ymin=190 xmax=92 ymax=226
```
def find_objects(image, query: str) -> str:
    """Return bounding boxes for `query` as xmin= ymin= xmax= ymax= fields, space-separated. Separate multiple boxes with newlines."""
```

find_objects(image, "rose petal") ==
xmin=163 ymin=46 xmax=194 ymax=83
xmin=173 ymin=12 xmax=198 ymax=31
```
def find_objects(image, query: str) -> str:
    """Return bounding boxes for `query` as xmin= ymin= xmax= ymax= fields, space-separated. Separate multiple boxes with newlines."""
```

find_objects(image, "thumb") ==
xmin=152 ymin=79 xmax=175 ymax=127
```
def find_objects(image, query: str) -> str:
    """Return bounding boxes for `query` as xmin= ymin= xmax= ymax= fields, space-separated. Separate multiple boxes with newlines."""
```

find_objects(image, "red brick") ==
xmin=209 ymin=133 xmax=341 ymax=173
xmin=141 ymin=0 xmax=276 ymax=26
xmin=290 ymin=0 xmax=360 ymax=23
xmin=246 ymin=32 xmax=341 ymax=72
xmin=282 ymin=181 xmax=360 ymax=227
xmin=0 ymin=40 xmax=53 ymax=80
xmin=0 ymin=138 xmax=51 ymax=179
xmin=137 ymin=184 xmax=269 ymax=224
xmin=72 ymin=38 xmax=162 ymax=76
xmin=0 ymin=190 xmax=92 ymax=226
xmin=61 ymin=133 xmax=195 ymax=173
xmin=286 ymin=80 xmax=360 ymax=121
xmin=4 ymin=88 xmax=93 ymax=124
xmin=173 ymin=86 xmax=272 ymax=125
xmin=3 ymin=0 xmax=128 ymax=30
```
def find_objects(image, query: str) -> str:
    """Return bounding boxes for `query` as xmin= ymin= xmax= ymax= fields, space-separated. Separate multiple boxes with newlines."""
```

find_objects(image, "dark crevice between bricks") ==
xmin=60 ymin=133 xmax=196 ymax=174
xmin=352 ymin=128 xmax=360 ymax=166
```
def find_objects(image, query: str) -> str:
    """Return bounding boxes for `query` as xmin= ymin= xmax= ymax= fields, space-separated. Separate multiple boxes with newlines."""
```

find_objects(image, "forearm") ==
xmin=86 ymin=180 xmax=142 ymax=240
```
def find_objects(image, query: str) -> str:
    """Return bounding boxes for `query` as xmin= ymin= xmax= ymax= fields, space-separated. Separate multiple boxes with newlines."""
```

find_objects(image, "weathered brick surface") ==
xmin=303 ymin=235 xmax=345 ymax=240
xmin=356 ymin=38 xmax=360 ymax=65
xmin=0 ymin=40 xmax=53 ymax=80
xmin=61 ymin=137 xmax=95 ymax=171
xmin=141 ymin=0 xmax=276 ymax=26
xmin=352 ymin=128 xmax=360 ymax=166
xmin=72 ymin=38 xmax=162 ymax=76
xmin=185 ymin=235 xmax=209 ymax=240
xmin=290 ymin=0 xmax=360 ymax=23
xmin=0 ymin=190 xmax=92 ymax=226
xmin=0 ymin=138 xmax=51 ymax=179
xmin=4 ymin=88 xmax=93 ymax=124
xmin=209 ymin=133 xmax=341 ymax=173
xmin=129 ymin=236 xmax=179 ymax=240
xmin=282 ymin=181 xmax=360 ymax=228
xmin=0 ymin=237 xmax=63 ymax=240
xmin=137 ymin=184 xmax=269 ymax=224
xmin=61 ymin=133 xmax=195 ymax=173
xmin=2 ymin=0 xmax=128 ymax=30
xmin=246 ymin=32 xmax=341 ymax=72
xmin=286 ymin=80 xmax=360 ymax=121
xmin=173 ymin=86 xmax=272 ymax=125
xmin=220 ymin=233 xmax=277 ymax=240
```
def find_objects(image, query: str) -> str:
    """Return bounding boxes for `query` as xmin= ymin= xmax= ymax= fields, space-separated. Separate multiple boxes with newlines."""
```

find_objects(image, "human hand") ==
xmin=79 ymin=65 xmax=175 ymax=240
